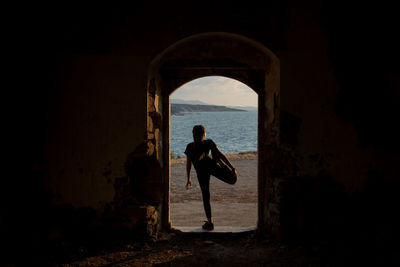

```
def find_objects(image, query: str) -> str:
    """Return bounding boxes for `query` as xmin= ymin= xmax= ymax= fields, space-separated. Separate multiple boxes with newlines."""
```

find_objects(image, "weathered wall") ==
xmin=3 ymin=0 xmax=399 ymax=263
xmin=41 ymin=55 xmax=147 ymax=208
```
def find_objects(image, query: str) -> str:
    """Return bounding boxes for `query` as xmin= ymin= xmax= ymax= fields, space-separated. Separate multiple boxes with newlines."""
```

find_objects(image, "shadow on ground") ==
xmin=52 ymin=230 xmax=397 ymax=267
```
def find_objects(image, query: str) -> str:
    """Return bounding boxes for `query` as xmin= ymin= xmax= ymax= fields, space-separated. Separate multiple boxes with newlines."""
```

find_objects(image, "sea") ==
xmin=171 ymin=110 xmax=258 ymax=157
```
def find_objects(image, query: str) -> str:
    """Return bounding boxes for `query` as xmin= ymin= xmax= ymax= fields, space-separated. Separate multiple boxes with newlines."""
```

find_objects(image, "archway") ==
xmin=147 ymin=32 xmax=280 ymax=234
xmin=170 ymin=76 xmax=258 ymax=230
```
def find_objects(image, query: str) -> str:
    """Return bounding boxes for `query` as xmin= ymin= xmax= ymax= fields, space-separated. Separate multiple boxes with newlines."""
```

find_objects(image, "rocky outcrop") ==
xmin=171 ymin=104 xmax=246 ymax=115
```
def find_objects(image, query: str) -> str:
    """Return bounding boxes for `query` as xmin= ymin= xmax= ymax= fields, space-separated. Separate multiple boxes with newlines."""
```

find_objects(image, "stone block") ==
xmin=268 ymin=203 xmax=280 ymax=215
xmin=117 ymin=204 xmax=158 ymax=236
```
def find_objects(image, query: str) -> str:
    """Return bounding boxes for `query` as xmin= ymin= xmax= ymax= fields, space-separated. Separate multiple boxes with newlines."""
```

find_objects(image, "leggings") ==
xmin=196 ymin=163 xmax=237 ymax=219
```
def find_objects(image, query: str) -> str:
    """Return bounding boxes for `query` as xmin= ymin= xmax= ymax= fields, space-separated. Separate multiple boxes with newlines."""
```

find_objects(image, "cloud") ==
xmin=172 ymin=76 xmax=257 ymax=107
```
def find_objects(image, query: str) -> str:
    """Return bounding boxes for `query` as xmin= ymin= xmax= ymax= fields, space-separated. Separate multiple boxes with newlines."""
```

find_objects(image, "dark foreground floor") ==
xmin=47 ymin=230 xmax=397 ymax=267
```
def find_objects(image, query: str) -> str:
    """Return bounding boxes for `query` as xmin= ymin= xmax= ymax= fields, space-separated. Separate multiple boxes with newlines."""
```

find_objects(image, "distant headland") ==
xmin=171 ymin=103 xmax=246 ymax=116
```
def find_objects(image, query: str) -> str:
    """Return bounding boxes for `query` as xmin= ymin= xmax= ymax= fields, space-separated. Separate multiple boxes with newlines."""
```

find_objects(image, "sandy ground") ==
xmin=170 ymin=152 xmax=257 ymax=228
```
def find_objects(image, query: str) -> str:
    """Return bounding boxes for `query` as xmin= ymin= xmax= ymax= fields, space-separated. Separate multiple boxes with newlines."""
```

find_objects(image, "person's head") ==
xmin=192 ymin=125 xmax=206 ymax=143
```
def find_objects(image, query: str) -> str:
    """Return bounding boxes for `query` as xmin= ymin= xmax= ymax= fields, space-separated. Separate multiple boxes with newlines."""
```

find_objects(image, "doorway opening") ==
xmin=146 ymin=32 xmax=280 ymax=235
xmin=169 ymin=76 xmax=258 ymax=231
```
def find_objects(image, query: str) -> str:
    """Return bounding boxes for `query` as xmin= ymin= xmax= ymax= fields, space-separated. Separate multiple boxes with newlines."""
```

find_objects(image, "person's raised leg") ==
xmin=211 ymin=162 xmax=237 ymax=185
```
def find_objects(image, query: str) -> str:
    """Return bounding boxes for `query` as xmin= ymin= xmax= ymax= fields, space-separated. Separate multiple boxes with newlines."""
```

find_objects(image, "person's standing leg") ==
xmin=197 ymin=172 xmax=212 ymax=220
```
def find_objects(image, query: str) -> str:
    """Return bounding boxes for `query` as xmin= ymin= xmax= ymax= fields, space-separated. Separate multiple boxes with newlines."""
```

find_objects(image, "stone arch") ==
xmin=146 ymin=32 xmax=280 ymax=234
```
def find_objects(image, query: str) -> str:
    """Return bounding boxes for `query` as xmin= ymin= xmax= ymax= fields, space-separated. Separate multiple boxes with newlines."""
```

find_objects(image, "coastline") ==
xmin=170 ymin=150 xmax=257 ymax=164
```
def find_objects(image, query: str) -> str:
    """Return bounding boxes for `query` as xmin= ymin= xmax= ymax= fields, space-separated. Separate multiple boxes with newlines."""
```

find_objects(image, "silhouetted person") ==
xmin=185 ymin=125 xmax=238 ymax=230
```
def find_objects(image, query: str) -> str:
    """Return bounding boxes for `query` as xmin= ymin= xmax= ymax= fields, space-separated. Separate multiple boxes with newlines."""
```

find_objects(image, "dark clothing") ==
xmin=197 ymin=173 xmax=212 ymax=218
xmin=184 ymin=139 xmax=217 ymax=172
xmin=185 ymin=139 xmax=237 ymax=218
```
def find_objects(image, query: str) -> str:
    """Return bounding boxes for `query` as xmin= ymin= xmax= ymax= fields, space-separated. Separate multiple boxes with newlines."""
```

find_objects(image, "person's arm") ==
xmin=185 ymin=156 xmax=192 ymax=190
xmin=212 ymin=146 xmax=237 ymax=176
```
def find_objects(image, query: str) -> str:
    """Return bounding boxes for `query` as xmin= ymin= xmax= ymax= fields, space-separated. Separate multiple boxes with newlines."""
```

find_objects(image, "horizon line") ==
xmin=171 ymin=98 xmax=258 ymax=108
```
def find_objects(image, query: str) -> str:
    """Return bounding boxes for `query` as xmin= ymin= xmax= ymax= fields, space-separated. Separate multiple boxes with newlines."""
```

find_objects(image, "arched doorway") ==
xmin=147 ymin=32 xmax=280 ymax=234
xmin=170 ymin=76 xmax=258 ymax=230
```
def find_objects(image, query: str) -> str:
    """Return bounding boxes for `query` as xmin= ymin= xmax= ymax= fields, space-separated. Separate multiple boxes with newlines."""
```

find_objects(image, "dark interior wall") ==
xmin=3 ymin=0 xmax=399 ymax=263
xmin=279 ymin=1 xmax=399 ymax=187
xmin=278 ymin=3 xmax=380 ymax=190
xmin=38 ymin=54 xmax=152 ymax=207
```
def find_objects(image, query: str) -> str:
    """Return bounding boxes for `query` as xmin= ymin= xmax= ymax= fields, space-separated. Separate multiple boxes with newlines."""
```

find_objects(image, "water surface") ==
xmin=171 ymin=111 xmax=257 ymax=157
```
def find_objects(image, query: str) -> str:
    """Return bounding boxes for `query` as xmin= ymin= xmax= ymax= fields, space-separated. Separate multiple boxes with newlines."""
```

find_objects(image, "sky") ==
xmin=171 ymin=76 xmax=257 ymax=107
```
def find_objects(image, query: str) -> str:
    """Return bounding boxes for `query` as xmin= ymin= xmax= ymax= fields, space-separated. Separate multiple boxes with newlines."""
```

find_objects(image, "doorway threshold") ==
xmin=173 ymin=226 xmax=256 ymax=233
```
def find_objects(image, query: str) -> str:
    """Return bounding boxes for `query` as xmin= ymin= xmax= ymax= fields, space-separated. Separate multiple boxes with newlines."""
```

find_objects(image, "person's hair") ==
xmin=192 ymin=125 xmax=206 ymax=144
